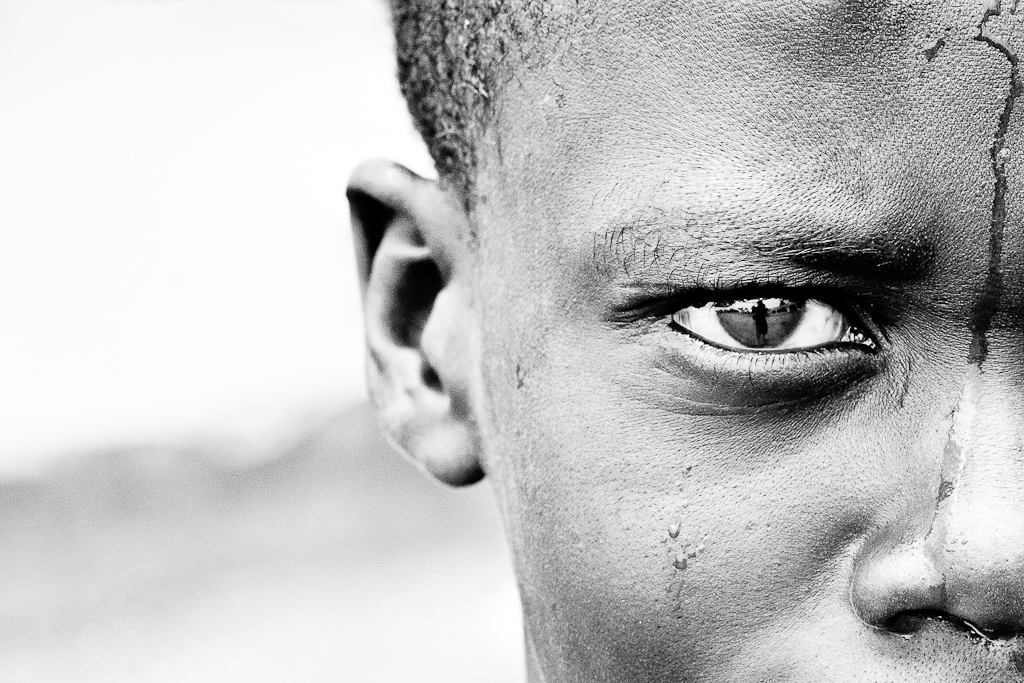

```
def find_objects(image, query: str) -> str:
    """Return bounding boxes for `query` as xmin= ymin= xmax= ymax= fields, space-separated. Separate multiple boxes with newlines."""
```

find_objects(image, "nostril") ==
xmin=885 ymin=609 xmax=1019 ymax=641
xmin=884 ymin=610 xmax=931 ymax=636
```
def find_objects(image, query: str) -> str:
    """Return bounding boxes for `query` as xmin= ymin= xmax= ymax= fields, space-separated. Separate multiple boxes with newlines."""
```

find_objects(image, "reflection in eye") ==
xmin=670 ymin=298 xmax=875 ymax=352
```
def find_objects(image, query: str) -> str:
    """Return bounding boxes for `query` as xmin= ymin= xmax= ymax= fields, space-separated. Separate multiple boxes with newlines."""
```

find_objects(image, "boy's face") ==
xmin=352 ymin=0 xmax=1024 ymax=680
xmin=468 ymin=1 xmax=1024 ymax=680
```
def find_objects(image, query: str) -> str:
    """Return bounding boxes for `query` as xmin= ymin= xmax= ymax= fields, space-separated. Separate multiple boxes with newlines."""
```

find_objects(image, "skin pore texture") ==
xmin=349 ymin=0 xmax=1024 ymax=681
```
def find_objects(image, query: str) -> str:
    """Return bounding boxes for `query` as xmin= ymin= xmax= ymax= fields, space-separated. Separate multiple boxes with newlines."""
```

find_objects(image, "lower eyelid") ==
xmin=647 ymin=323 xmax=883 ymax=410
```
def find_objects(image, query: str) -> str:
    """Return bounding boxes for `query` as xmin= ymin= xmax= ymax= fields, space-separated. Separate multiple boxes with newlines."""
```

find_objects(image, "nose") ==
xmin=941 ymin=433 xmax=1024 ymax=635
xmin=852 ymin=367 xmax=1024 ymax=638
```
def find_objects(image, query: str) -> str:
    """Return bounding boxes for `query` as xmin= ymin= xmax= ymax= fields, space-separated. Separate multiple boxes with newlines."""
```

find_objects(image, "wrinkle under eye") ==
xmin=670 ymin=298 xmax=876 ymax=353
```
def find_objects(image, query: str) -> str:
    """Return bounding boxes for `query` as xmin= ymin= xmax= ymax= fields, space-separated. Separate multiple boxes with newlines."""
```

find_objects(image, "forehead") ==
xmin=481 ymin=0 xmax=1012 ymax=269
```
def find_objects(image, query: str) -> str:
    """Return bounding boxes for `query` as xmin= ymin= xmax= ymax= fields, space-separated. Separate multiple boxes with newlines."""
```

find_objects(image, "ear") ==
xmin=347 ymin=160 xmax=483 ymax=486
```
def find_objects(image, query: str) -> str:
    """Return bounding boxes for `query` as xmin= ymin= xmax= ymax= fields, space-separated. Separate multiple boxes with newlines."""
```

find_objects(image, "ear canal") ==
xmin=374 ymin=234 xmax=450 ymax=401
xmin=393 ymin=255 xmax=444 ymax=350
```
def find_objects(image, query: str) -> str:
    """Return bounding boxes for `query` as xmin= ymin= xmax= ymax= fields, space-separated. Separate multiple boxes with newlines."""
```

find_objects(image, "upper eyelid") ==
xmin=679 ymin=294 xmax=878 ymax=335
xmin=680 ymin=290 xmax=841 ymax=309
xmin=614 ymin=280 xmax=856 ymax=313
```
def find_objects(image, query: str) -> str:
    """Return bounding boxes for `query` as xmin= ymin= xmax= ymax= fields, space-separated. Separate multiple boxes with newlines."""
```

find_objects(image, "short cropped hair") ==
xmin=389 ymin=0 xmax=571 ymax=196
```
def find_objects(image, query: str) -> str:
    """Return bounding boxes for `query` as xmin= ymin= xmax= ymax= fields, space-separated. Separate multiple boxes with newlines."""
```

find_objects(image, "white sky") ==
xmin=0 ymin=0 xmax=434 ymax=473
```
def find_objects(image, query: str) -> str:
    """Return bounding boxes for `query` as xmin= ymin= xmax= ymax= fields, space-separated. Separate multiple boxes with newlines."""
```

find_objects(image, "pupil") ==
xmin=715 ymin=299 xmax=805 ymax=348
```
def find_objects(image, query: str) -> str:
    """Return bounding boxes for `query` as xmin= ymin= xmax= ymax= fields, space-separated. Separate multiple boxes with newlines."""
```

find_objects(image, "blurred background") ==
xmin=0 ymin=0 xmax=524 ymax=680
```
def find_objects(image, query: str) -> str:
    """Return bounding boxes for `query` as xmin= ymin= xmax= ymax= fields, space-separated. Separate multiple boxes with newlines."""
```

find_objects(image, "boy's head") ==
xmin=349 ymin=1 xmax=1024 ymax=680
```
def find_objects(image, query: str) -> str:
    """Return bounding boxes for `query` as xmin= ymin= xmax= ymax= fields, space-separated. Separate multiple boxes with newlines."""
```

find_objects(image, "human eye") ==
xmin=669 ymin=297 xmax=877 ymax=354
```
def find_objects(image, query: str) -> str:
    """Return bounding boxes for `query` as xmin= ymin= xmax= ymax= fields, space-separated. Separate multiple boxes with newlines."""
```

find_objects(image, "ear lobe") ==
xmin=347 ymin=160 xmax=483 ymax=487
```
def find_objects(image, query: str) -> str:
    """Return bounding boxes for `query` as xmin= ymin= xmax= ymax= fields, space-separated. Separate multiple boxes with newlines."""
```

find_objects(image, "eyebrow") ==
xmin=762 ymin=229 xmax=935 ymax=281
xmin=593 ymin=202 xmax=938 ymax=286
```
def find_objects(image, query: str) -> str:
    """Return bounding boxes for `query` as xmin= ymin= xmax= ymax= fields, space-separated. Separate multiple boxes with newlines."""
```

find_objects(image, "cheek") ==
xmin=479 ymin=308 xmax=952 ymax=678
